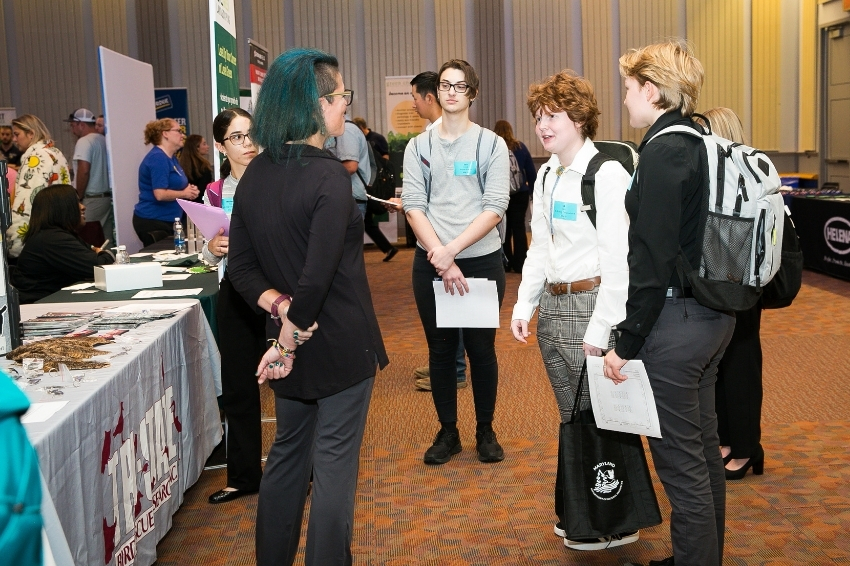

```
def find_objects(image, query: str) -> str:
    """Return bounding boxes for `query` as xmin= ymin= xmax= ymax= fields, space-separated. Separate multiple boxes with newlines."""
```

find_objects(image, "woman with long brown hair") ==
xmin=178 ymin=134 xmax=213 ymax=203
xmin=493 ymin=119 xmax=536 ymax=272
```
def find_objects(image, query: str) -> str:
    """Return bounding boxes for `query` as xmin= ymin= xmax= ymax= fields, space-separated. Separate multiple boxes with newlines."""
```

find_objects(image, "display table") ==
xmin=8 ymin=300 xmax=222 ymax=566
xmin=36 ymin=269 xmax=221 ymax=339
xmin=791 ymin=195 xmax=850 ymax=280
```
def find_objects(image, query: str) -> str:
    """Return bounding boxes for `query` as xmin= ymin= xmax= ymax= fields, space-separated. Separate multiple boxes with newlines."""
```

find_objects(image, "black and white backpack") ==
xmin=647 ymin=115 xmax=784 ymax=311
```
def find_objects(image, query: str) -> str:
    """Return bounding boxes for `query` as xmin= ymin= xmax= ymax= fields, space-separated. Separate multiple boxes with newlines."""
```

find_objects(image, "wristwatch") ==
xmin=270 ymin=294 xmax=292 ymax=327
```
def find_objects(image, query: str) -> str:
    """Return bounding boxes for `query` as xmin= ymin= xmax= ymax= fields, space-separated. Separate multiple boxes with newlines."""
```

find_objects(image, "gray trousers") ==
xmin=641 ymin=296 xmax=735 ymax=566
xmin=536 ymin=288 xmax=615 ymax=422
xmin=256 ymin=377 xmax=374 ymax=566
xmin=82 ymin=195 xmax=114 ymax=241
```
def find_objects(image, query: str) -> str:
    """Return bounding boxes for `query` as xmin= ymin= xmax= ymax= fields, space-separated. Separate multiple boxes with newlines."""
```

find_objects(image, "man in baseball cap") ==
xmin=67 ymin=107 xmax=113 ymax=239
xmin=63 ymin=108 xmax=97 ymax=123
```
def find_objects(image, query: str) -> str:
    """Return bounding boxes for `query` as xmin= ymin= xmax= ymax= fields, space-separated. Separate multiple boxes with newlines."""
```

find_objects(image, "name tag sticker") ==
xmin=454 ymin=161 xmax=478 ymax=176
xmin=553 ymin=201 xmax=578 ymax=221
xmin=221 ymin=197 xmax=234 ymax=215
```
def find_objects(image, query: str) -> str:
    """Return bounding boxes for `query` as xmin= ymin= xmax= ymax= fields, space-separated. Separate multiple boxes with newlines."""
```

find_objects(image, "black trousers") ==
xmin=716 ymin=304 xmax=763 ymax=458
xmin=502 ymin=191 xmax=530 ymax=272
xmin=411 ymin=248 xmax=505 ymax=425
xmin=364 ymin=209 xmax=394 ymax=253
xmin=132 ymin=214 xmax=174 ymax=248
xmin=217 ymin=273 xmax=268 ymax=490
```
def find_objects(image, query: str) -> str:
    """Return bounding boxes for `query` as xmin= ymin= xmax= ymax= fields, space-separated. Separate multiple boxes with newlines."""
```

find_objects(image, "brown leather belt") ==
xmin=545 ymin=276 xmax=601 ymax=295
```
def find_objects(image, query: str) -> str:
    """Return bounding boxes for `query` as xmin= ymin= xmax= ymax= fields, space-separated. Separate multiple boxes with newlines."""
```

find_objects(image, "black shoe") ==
xmin=383 ymin=247 xmax=399 ymax=262
xmin=725 ymin=445 xmax=765 ymax=480
xmin=475 ymin=427 xmax=504 ymax=462
xmin=208 ymin=487 xmax=258 ymax=504
xmin=423 ymin=428 xmax=462 ymax=465
xmin=649 ymin=558 xmax=674 ymax=566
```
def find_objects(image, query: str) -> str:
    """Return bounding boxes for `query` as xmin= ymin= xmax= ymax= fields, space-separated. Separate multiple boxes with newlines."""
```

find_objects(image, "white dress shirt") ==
xmin=511 ymin=138 xmax=631 ymax=348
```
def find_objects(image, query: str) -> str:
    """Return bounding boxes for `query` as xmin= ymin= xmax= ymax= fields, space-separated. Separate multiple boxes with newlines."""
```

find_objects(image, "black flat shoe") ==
xmin=383 ymin=247 xmax=398 ymax=262
xmin=725 ymin=446 xmax=765 ymax=480
xmin=208 ymin=488 xmax=258 ymax=504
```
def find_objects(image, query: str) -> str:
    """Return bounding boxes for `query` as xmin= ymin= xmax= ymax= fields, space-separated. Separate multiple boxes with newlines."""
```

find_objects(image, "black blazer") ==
xmin=11 ymin=226 xmax=114 ymax=303
xmin=228 ymin=144 xmax=388 ymax=399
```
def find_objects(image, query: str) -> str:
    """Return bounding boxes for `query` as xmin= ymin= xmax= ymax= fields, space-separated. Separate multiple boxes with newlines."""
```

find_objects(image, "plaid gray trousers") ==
xmin=536 ymin=287 xmax=615 ymax=423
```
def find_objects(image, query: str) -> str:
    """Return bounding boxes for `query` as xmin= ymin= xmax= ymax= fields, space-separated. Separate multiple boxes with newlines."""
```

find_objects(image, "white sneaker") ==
xmin=564 ymin=530 xmax=639 ymax=550
xmin=554 ymin=522 xmax=566 ymax=538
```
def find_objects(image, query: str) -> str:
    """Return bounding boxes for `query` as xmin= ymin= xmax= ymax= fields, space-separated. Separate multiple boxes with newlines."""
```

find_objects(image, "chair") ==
xmin=141 ymin=230 xmax=169 ymax=248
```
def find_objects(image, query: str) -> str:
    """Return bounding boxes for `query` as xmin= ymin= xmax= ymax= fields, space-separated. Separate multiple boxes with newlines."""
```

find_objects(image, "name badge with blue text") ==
xmin=221 ymin=197 xmax=234 ymax=215
xmin=553 ymin=201 xmax=578 ymax=221
xmin=454 ymin=161 xmax=478 ymax=176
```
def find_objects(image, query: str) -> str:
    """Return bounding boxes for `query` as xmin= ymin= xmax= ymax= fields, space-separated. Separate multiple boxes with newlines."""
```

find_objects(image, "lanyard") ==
xmin=546 ymin=165 xmax=566 ymax=241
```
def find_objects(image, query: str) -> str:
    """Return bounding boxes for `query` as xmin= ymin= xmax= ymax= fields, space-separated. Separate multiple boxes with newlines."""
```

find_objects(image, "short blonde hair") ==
xmin=143 ymin=118 xmax=177 ymax=145
xmin=698 ymin=107 xmax=745 ymax=144
xmin=11 ymin=114 xmax=52 ymax=144
xmin=619 ymin=39 xmax=704 ymax=116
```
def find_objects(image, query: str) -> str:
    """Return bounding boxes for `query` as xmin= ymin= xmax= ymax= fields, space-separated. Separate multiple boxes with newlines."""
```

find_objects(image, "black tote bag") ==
xmin=559 ymin=362 xmax=662 ymax=540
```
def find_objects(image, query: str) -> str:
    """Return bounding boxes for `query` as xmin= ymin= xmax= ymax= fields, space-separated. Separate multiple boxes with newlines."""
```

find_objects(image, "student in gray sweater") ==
xmin=402 ymin=59 xmax=510 ymax=466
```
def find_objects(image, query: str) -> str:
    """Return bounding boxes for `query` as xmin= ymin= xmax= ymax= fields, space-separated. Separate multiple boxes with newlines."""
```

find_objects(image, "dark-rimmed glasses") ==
xmin=324 ymin=89 xmax=354 ymax=106
xmin=438 ymin=81 xmax=469 ymax=93
xmin=225 ymin=132 xmax=252 ymax=146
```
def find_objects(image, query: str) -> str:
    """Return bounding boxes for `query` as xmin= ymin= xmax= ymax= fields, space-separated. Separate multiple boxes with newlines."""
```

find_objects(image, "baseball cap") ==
xmin=64 ymin=108 xmax=96 ymax=123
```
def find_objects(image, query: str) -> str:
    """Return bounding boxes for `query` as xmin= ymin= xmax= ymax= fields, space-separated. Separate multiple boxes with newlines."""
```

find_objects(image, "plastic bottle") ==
xmin=115 ymin=245 xmax=130 ymax=264
xmin=173 ymin=218 xmax=187 ymax=254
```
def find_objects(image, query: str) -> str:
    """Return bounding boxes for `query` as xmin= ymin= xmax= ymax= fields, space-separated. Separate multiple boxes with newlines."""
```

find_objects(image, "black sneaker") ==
xmin=475 ymin=427 xmax=504 ymax=462
xmin=423 ymin=429 xmax=462 ymax=465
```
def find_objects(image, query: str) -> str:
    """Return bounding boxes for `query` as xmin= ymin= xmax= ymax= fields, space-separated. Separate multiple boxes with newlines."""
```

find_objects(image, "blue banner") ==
xmin=154 ymin=88 xmax=190 ymax=134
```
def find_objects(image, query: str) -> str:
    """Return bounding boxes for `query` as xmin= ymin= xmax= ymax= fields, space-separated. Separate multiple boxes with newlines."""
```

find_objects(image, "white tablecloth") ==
xmin=7 ymin=300 xmax=222 ymax=566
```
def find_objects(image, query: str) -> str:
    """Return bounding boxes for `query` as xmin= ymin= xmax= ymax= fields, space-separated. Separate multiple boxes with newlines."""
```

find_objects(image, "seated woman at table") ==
xmin=202 ymin=108 xmax=270 ymax=505
xmin=133 ymin=119 xmax=199 ymax=247
xmin=227 ymin=48 xmax=388 ymax=564
xmin=11 ymin=184 xmax=114 ymax=303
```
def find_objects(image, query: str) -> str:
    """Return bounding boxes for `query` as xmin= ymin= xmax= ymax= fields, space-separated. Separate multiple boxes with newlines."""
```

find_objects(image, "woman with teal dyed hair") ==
xmin=227 ymin=48 xmax=388 ymax=565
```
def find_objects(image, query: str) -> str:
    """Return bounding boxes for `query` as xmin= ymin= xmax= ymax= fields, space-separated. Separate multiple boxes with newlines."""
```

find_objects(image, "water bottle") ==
xmin=116 ymin=245 xmax=130 ymax=264
xmin=173 ymin=218 xmax=187 ymax=254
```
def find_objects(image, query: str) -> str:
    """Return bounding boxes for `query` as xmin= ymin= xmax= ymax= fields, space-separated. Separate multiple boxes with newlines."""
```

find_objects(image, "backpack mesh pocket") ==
xmin=699 ymin=211 xmax=753 ymax=284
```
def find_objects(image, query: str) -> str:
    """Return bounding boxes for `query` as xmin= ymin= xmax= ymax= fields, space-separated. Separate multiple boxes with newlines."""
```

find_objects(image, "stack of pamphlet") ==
xmin=21 ymin=312 xmax=100 ymax=339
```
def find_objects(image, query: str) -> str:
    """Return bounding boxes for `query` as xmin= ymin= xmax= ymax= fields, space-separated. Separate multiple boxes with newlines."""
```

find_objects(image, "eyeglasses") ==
xmin=166 ymin=128 xmax=185 ymax=134
xmin=438 ymin=81 xmax=469 ymax=93
xmin=225 ymin=132 xmax=252 ymax=146
xmin=324 ymin=89 xmax=354 ymax=106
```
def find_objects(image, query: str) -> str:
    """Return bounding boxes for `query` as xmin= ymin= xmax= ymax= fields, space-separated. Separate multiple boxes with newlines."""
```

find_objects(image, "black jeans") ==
xmin=411 ymin=247 xmax=505 ymax=425
xmin=217 ymin=274 xmax=268 ymax=490
xmin=364 ymin=209 xmax=394 ymax=253
xmin=132 ymin=214 xmax=174 ymax=248
xmin=502 ymin=191 xmax=530 ymax=271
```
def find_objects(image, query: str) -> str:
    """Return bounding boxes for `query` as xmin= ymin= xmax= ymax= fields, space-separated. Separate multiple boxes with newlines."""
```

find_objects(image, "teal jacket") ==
xmin=0 ymin=371 xmax=42 ymax=565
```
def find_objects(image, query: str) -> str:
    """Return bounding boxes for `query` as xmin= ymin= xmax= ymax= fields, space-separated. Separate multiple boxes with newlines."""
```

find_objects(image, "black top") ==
xmin=0 ymin=144 xmax=22 ymax=167
xmin=365 ymin=130 xmax=389 ymax=157
xmin=228 ymin=145 xmax=388 ymax=399
xmin=615 ymin=111 xmax=705 ymax=359
xmin=11 ymin=226 xmax=115 ymax=303
xmin=187 ymin=168 xmax=213 ymax=203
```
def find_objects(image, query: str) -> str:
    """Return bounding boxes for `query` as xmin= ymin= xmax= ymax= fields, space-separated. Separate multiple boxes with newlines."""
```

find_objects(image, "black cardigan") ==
xmin=11 ymin=226 xmax=115 ymax=303
xmin=228 ymin=145 xmax=388 ymax=399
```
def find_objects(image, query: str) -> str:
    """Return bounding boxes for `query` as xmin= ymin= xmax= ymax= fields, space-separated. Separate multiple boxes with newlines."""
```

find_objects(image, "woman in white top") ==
xmin=509 ymin=71 xmax=632 ymax=550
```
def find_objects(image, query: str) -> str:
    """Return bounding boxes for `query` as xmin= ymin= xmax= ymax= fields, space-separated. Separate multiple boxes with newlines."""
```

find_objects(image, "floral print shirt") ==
xmin=6 ymin=140 xmax=71 ymax=258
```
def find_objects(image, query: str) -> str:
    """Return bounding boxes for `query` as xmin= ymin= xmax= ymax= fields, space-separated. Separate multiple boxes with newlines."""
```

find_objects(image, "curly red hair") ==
xmin=526 ymin=70 xmax=599 ymax=140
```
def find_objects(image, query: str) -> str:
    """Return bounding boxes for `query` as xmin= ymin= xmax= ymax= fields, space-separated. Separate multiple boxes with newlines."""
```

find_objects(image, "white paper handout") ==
xmin=585 ymin=356 xmax=662 ymax=438
xmin=131 ymin=289 xmax=203 ymax=299
xmin=433 ymin=278 xmax=499 ymax=328
xmin=21 ymin=401 xmax=69 ymax=424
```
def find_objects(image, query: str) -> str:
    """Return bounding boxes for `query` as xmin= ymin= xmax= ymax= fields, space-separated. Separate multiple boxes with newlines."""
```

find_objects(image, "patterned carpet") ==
xmin=154 ymin=246 xmax=850 ymax=565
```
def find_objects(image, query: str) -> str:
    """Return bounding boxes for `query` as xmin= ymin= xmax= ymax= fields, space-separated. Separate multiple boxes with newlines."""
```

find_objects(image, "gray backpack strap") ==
xmin=476 ymin=128 xmax=499 ymax=194
xmin=416 ymin=129 xmax=435 ymax=203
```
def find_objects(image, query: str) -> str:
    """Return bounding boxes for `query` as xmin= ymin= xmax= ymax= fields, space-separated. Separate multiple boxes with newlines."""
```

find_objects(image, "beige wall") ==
xmin=0 ymin=0 xmax=818 ymax=163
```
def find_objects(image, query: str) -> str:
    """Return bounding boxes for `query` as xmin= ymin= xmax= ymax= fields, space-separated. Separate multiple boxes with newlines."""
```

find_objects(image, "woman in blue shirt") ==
xmin=133 ymin=118 xmax=199 ymax=246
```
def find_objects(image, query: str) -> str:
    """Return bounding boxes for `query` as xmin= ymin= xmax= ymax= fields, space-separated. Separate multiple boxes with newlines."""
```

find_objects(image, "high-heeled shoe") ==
xmin=725 ymin=446 xmax=764 ymax=480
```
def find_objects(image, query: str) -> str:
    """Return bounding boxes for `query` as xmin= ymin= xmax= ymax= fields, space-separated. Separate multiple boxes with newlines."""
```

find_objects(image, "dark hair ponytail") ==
xmin=220 ymin=156 xmax=232 ymax=179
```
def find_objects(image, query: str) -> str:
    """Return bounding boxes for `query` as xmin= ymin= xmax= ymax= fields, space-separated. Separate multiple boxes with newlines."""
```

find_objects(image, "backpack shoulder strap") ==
xmin=580 ymin=152 xmax=615 ymax=229
xmin=414 ymin=129 xmax=435 ymax=203
xmin=647 ymin=124 xmax=702 ymax=144
xmin=476 ymin=127 xmax=499 ymax=194
xmin=206 ymin=178 xmax=225 ymax=208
